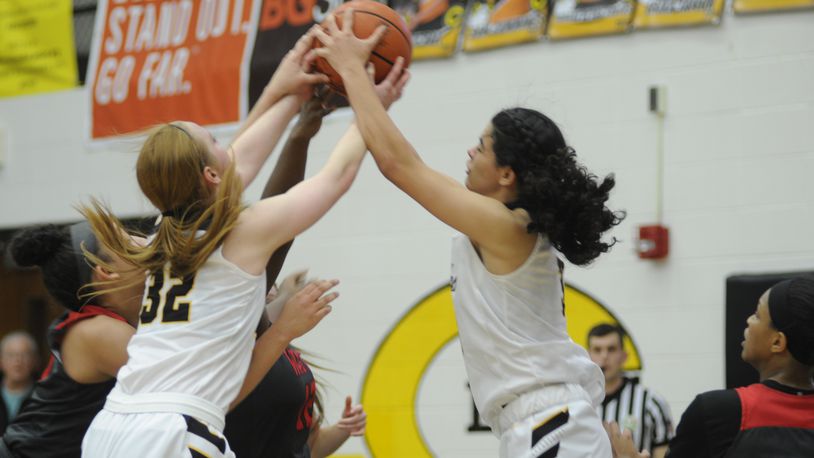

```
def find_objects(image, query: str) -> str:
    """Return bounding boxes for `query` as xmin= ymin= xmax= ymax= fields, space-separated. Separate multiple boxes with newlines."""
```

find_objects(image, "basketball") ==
xmin=313 ymin=0 xmax=413 ymax=96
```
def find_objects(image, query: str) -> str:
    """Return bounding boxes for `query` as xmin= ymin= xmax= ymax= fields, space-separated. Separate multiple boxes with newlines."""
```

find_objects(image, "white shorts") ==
xmin=499 ymin=399 xmax=612 ymax=458
xmin=82 ymin=410 xmax=235 ymax=458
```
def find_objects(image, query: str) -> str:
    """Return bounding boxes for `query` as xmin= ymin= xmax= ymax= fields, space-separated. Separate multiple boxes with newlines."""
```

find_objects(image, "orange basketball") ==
xmin=313 ymin=1 xmax=412 ymax=96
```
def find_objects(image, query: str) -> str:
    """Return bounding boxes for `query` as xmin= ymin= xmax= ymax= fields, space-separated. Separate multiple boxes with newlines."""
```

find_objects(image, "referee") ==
xmin=587 ymin=323 xmax=673 ymax=458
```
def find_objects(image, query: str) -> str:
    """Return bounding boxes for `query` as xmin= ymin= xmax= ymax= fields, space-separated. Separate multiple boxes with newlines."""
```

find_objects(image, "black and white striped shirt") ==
xmin=597 ymin=377 xmax=674 ymax=453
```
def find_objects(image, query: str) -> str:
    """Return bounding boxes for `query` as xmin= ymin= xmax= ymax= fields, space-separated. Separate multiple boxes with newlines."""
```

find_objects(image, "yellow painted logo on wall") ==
xmin=360 ymin=283 xmax=640 ymax=457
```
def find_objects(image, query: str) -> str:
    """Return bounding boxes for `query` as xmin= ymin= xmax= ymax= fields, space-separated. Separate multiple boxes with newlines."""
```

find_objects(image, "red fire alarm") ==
xmin=636 ymin=224 xmax=669 ymax=259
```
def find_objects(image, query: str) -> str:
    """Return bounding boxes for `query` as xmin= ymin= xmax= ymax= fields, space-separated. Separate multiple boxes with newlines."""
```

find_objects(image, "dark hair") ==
xmin=8 ymin=224 xmax=103 ymax=311
xmin=775 ymin=276 xmax=814 ymax=365
xmin=587 ymin=323 xmax=626 ymax=348
xmin=491 ymin=107 xmax=624 ymax=265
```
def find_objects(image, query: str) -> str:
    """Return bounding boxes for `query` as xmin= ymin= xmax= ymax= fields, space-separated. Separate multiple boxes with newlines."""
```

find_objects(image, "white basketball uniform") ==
xmin=451 ymin=233 xmax=612 ymax=458
xmin=82 ymin=246 xmax=265 ymax=458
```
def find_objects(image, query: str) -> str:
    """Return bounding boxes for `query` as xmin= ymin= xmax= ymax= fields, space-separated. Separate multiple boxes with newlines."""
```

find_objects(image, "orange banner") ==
xmin=89 ymin=0 xmax=257 ymax=140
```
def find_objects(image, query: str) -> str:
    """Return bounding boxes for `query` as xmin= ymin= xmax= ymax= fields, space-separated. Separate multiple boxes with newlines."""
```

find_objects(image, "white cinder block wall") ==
xmin=1 ymin=7 xmax=813 ymax=457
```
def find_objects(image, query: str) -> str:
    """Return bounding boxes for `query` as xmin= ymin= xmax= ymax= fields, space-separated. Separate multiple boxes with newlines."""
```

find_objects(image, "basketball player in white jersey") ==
xmin=78 ymin=30 xmax=408 ymax=458
xmin=315 ymin=11 xmax=623 ymax=457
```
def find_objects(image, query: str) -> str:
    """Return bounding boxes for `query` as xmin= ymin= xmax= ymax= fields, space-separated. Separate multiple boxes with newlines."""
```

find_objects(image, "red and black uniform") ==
xmin=224 ymin=347 xmax=317 ymax=458
xmin=0 ymin=306 xmax=126 ymax=458
xmin=667 ymin=380 xmax=814 ymax=458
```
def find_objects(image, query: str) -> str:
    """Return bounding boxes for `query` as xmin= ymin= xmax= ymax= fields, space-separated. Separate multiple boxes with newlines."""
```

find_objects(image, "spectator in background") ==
xmin=0 ymin=332 xmax=37 ymax=434
xmin=588 ymin=323 xmax=673 ymax=458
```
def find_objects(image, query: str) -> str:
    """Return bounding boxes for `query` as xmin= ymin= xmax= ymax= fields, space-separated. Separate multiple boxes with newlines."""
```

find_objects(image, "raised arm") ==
xmin=313 ymin=11 xmax=527 ymax=254
xmin=261 ymin=94 xmax=334 ymax=289
xmin=229 ymin=278 xmax=338 ymax=410
xmin=229 ymin=30 xmax=330 ymax=188
xmin=308 ymin=395 xmax=367 ymax=458
xmin=223 ymin=63 xmax=409 ymax=276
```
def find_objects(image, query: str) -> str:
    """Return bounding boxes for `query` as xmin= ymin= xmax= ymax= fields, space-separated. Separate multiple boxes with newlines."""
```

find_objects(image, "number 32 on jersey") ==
xmin=140 ymin=266 xmax=196 ymax=324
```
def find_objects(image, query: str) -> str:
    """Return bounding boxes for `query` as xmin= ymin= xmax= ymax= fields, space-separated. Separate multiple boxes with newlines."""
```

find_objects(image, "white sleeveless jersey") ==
xmin=108 ymin=245 xmax=265 ymax=426
xmin=450 ymin=233 xmax=604 ymax=429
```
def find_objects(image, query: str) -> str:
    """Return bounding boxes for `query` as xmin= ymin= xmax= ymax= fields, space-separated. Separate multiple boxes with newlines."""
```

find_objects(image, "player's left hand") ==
xmin=337 ymin=395 xmax=366 ymax=436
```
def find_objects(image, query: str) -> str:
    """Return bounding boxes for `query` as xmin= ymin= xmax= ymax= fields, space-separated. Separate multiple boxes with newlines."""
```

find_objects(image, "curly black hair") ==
xmin=8 ymin=224 xmax=95 ymax=311
xmin=491 ymin=107 xmax=624 ymax=266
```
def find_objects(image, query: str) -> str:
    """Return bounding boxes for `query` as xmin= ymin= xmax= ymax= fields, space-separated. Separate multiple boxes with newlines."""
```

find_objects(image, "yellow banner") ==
xmin=548 ymin=0 xmax=634 ymax=40
xmin=0 ymin=0 xmax=78 ymax=98
xmin=634 ymin=0 xmax=725 ymax=28
xmin=462 ymin=0 xmax=548 ymax=52
xmin=393 ymin=0 xmax=467 ymax=60
xmin=734 ymin=0 xmax=814 ymax=12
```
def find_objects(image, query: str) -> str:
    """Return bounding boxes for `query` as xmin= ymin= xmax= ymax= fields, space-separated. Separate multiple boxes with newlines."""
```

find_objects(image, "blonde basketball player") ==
xmin=78 ymin=30 xmax=408 ymax=458
xmin=315 ymin=10 xmax=623 ymax=458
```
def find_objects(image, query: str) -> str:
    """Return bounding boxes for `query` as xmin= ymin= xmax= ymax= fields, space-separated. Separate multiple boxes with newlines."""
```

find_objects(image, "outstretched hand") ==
xmin=272 ymin=279 xmax=339 ymax=341
xmin=268 ymin=28 xmax=330 ymax=102
xmin=313 ymin=8 xmax=388 ymax=76
xmin=337 ymin=395 xmax=367 ymax=436
xmin=604 ymin=422 xmax=651 ymax=458
xmin=291 ymin=88 xmax=336 ymax=140
xmin=371 ymin=57 xmax=410 ymax=110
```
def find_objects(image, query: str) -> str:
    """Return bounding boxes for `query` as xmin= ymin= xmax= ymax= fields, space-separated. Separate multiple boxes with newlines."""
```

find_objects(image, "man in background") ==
xmin=587 ymin=323 xmax=673 ymax=458
xmin=0 ymin=331 xmax=37 ymax=434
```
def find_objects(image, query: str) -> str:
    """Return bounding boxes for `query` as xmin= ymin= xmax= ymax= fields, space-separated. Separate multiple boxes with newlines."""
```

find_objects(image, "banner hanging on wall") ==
xmin=247 ymin=0 xmax=347 ymax=110
xmin=633 ymin=0 xmax=725 ymax=28
xmin=548 ymin=0 xmax=634 ymax=40
xmin=461 ymin=0 xmax=548 ymax=53
xmin=733 ymin=0 xmax=814 ymax=13
xmin=0 ymin=0 xmax=78 ymax=98
xmin=88 ymin=0 xmax=258 ymax=140
xmin=391 ymin=0 xmax=466 ymax=59
xmin=248 ymin=0 xmax=328 ymax=107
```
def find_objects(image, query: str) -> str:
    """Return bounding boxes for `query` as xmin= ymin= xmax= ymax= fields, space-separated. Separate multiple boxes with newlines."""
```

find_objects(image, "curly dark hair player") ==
xmin=313 ymin=9 xmax=624 ymax=457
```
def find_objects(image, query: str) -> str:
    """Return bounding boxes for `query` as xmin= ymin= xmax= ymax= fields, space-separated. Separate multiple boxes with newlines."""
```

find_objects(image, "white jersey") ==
xmin=107 ymin=245 xmax=265 ymax=430
xmin=450 ymin=233 xmax=604 ymax=430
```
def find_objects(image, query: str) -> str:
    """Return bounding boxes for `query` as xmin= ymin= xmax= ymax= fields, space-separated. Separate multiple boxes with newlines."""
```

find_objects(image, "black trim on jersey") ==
xmin=188 ymin=448 xmax=208 ymax=458
xmin=762 ymin=379 xmax=814 ymax=396
xmin=538 ymin=443 xmax=560 ymax=458
xmin=532 ymin=409 xmax=569 ymax=446
xmin=184 ymin=415 xmax=226 ymax=454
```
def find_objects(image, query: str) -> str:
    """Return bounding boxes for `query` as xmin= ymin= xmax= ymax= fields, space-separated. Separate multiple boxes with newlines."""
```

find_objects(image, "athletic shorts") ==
xmin=499 ymin=395 xmax=611 ymax=458
xmin=82 ymin=410 xmax=234 ymax=458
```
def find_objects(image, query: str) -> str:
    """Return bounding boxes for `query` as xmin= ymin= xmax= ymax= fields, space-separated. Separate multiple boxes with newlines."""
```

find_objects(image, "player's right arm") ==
xmin=229 ymin=30 xmax=329 ymax=189
xmin=229 ymin=279 xmax=338 ymax=409
xmin=313 ymin=11 xmax=534 ymax=269
xmin=222 ymin=63 xmax=409 ymax=276
xmin=223 ymin=121 xmax=367 ymax=276
xmin=260 ymin=94 xmax=333 ymax=291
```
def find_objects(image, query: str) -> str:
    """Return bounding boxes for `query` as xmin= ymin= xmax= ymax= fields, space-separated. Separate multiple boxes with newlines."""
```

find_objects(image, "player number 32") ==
xmin=140 ymin=268 xmax=196 ymax=324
